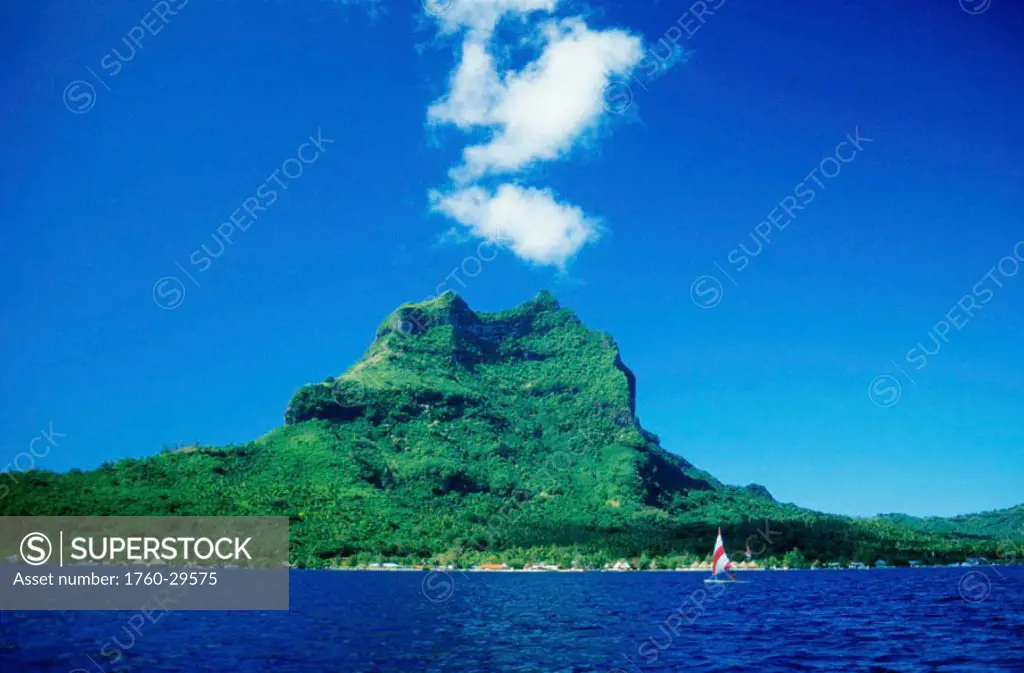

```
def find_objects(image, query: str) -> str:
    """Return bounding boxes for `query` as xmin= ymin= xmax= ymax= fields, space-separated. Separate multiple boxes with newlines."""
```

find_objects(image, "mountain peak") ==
xmin=374 ymin=291 xmax=478 ymax=341
xmin=286 ymin=292 xmax=637 ymax=426
xmin=527 ymin=289 xmax=560 ymax=310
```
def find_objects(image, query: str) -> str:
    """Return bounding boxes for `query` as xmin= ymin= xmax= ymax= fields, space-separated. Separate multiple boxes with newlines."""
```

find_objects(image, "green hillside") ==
xmin=875 ymin=507 xmax=1024 ymax=542
xmin=1 ymin=291 xmax=1013 ymax=568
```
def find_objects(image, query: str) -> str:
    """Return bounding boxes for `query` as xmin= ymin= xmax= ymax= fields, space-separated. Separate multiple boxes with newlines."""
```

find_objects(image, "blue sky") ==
xmin=1 ymin=0 xmax=1022 ymax=517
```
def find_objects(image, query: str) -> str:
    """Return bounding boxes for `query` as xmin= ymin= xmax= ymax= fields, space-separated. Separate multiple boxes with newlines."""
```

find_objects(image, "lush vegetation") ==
xmin=2 ymin=291 xmax=1018 ymax=568
xmin=874 ymin=507 xmax=1024 ymax=542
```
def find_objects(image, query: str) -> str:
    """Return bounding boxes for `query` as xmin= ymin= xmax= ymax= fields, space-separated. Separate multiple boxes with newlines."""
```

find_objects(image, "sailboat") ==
xmin=703 ymin=527 xmax=737 ymax=584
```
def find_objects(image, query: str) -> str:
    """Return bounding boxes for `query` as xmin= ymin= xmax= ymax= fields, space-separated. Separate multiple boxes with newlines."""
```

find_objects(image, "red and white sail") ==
xmin=711 ymin=528 xmax=732 ymax=576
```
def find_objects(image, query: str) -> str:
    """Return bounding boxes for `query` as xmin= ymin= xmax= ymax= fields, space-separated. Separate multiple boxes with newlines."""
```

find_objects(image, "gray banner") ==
xmin=0 ymin=516 xmax=289 ymax=610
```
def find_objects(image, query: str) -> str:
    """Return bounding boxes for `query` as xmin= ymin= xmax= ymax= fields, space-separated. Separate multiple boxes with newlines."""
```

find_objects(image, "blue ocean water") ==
xmin=2 ymin=567 xmax=1022 ymax=672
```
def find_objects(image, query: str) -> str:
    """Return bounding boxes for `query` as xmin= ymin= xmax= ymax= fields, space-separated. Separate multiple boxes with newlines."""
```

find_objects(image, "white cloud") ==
xmin=432 ymin=184 xmax=599 ymax=268
xmin=425 ymin=0 xmax=643 ymax=268
xmin=427 ymin=38 xmax=501 ymax=130
xmin=457 ymin=19 xmax=642 ymax=179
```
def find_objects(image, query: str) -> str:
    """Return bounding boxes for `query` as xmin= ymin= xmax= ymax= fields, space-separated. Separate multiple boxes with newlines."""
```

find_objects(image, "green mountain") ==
xmin=1 ymin=292 xmax=1014 ymax=568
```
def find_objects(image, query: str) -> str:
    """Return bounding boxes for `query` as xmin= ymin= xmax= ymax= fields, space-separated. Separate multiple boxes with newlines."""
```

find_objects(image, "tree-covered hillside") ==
xmin=875 ymin=507 xmax=1024 ymax=543
xmin=1 ymin=292 xmax=1013 ymax=568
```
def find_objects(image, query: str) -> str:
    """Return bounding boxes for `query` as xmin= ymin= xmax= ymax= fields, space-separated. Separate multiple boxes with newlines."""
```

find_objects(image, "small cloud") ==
xmin=444 ymin=19 xmax=644 ymax=181
xmin=431 ymin=184 xmax=599 ymax=268
xmin=428 ymin=38 xmax=502 ymax=131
